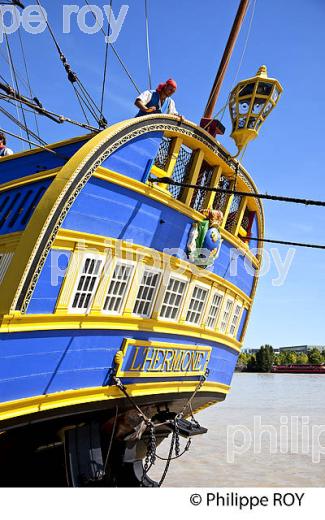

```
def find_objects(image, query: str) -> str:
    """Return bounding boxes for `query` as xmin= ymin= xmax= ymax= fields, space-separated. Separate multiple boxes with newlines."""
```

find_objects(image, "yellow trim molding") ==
xmin=0 ymin=313 xmax=242 ymax=352
xmin=0 ymin=134 xmax=94 ymax=163
xmin=0 ymin=167 xmax=60 ymax=193
xmin=0 ymin=232 xmax=22 ymax=252
xmin=0 ymin=380 xmax=229 ymax=423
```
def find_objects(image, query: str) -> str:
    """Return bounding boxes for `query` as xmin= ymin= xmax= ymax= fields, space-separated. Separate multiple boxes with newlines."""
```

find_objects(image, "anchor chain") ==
xmin=177 ymin=368 xmax=210 ymax=420
xmin=112 ymin=369 xmax=209 ymax=486
xmin=143 ymin=421 xmax=157 ymax=474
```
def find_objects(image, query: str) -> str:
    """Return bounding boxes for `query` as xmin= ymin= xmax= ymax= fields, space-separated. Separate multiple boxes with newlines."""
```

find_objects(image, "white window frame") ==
xmin=132 ymin=266 xmax=162 ymax=318
xmin=69 ymin=252 xmax=104 ymax=314
xmin=204 ymin=288 xmax=224 ymax=330
xmin=184 ymin=281 xmax=210 ymax=326
xmin=157 ymin=273 xmax=189 ymax=322
xmin=228 ymin=302 xmax=243 ymax=336
xmin=102 ymin=259 xmax=135 ymax=316
xmin=218 ymin=296 xmax=234 ymax=334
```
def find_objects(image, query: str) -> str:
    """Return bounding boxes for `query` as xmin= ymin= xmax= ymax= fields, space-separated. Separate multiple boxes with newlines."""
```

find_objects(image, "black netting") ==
xmin=154 ymin=137 xmax=173 ymax=171
xmin=191 ymin=161 xmax=214 ymax=212
xmin=168 ymin=145 xmax=194 ymax=200
xmin=225 ymin=194 xmax=242 ymax=231
xmin=213 ymin=175 xmax=231 ymax=213
xmin=241 ymin=208 xmax=252 ymax=232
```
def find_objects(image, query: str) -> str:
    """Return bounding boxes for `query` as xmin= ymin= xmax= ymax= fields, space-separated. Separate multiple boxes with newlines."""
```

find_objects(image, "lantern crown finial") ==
xmin=256 ymin=65 xmax=268 ymax=78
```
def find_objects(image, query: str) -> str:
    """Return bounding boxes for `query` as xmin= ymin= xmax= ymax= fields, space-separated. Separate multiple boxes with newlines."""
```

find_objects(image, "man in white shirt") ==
xmin=0 ymin=133 xmax=13 ymax=157
xmin=135 ymin=78 xmax=178 ymax=117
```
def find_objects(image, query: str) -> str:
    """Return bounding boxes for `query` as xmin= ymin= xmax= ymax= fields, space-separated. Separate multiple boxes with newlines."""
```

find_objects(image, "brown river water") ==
xmin=149 ymin=373 xmax=325 ymax=486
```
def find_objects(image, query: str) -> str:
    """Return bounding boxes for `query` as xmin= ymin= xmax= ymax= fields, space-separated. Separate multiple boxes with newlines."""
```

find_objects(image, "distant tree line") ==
xmin=237 ymin=346 xmax=325 ymax=373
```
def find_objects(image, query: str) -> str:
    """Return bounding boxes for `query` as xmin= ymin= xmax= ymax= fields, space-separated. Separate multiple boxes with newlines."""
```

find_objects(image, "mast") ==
xmin=201 ymin=0 xmax=250 ymax=133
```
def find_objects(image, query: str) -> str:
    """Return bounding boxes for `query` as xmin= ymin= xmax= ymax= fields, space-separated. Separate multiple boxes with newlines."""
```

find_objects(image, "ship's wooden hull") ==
xmin=0 ymin=115 xmax=263 ymax=485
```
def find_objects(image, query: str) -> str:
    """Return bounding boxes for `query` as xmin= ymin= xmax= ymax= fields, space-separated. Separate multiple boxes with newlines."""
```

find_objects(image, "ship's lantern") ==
xmin=229 ymin=65 xmax=283 ymax=155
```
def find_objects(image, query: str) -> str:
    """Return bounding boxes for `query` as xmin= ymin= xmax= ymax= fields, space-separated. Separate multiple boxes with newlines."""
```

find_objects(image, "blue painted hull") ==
xmin=0 ymin=330 xmax=238 ymax=404
xmin=0 ymin=116 xmax=262 ymax=485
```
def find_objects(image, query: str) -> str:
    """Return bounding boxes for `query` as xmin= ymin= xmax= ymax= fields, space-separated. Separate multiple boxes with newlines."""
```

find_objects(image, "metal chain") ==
xmin=113 ymin=371 xmax=209 ymax=486
xmin=177 ymin=368 xmax=210 ymax=419
xmin=174 ymin=419 xmax=180 ymax=457
xmin=142 ymin=421 xmax=156 ymax=477
xmin=113 ymin=376 xmax=151 ymax=423
xmin=158 ymin=427 xmax=176 ymax=487
xmin=156 ymin=438 xmax=192 ymax=461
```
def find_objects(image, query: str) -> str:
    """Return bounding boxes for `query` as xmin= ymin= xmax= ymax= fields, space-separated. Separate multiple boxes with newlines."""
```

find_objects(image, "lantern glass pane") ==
xmin=262 ymin=101 xmax=273 ymax=118
xmin=271 ymin=87 xmax=280 ymax=102
xmin=239 ymin=82 xmax=255 ymax=97
xmin=248 ymin=117 xmax=258 ymax=129
xmin=238 ymin=116 xmax=247 ymax=129
xmin=256 ymin=82 xmax=273 ymax=96
xmin=256 ymin=119 xmax=263 ymax=130
xmin=239 ymin=100 xmax=250 ymax=114
xmin=252 ymin=97 xmax=265 ymax=114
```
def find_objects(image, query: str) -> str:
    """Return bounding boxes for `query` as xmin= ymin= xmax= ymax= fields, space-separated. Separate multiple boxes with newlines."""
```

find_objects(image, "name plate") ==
xmin=115 ymin=339 xmax=211 ymax=378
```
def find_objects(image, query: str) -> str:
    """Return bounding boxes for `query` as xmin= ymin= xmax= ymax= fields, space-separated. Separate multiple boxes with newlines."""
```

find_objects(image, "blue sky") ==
xmin=1 ymin=0 xmax=325 ymax=349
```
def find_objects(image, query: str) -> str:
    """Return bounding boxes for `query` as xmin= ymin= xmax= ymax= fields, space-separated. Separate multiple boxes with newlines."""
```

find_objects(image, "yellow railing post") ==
xmin=180 ymin=149 xmax=205 ymax=206
xmin=234 ymin=197 xmax=248 ymax=236
xmin=221 ymin=184 xmax=234 ymax=228
xmin=150 ymin=137 xmax=183 ymax=191
xmin=165 ymin=137 xmax=183 ymax=177
xmin=202 ymin=165 xmax=223 ymax=210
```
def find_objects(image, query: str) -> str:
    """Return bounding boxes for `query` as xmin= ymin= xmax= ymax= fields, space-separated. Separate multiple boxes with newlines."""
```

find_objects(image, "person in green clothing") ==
xmin=187 ymin=209 xmax=223 ymax=267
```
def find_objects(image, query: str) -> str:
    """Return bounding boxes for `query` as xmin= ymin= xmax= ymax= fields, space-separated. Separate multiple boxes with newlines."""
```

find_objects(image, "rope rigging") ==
xmin=0 ymin=104 xmax=47 ymax=147
xmin=0 ymin=125 xmax=65 ymax=157
xmin=16 ymin=21 xmax=41 ymax=140
xmin=0 ymin=1 xmax=24 ymax=6
xmin=147 ymin=177 xmax=325 ymax=251
xmin=144 ymin=0 xmax=152 ymax=89
xmin=100 ymin=0 xmax=112 ymax=119
xmin=248 ymin=237 xmax=325 ymax=251
xmin=204 ymin=0 xmax=257 ymax=128
xmin=34 ymin=0 xmax=107 ymax=129
xmin=4 ymin=32 xmax=31 ymax=148
xmin=83 ymin=0 xmax=141 ymax=95
xmin=0 ymin=79 xmax=100 ymax=131
xmin=0 ymin=45 xmax=35 ymax=94
xmin=148 ymin=176 xmax=325 ymax=208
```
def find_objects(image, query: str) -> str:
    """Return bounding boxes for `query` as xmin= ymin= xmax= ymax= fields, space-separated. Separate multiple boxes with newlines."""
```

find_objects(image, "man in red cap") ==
xmin=135 ymin=79 xmax=178 ymax=117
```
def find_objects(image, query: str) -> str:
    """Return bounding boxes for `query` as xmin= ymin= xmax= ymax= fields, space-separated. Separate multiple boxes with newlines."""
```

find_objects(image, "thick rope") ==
xmin=144 ymin=0 xmax=152 ymax=89
xmin=148 ymin=176 xmax=325 ymax=207
xmin=249 ymin=237 xmax=325 ymax=250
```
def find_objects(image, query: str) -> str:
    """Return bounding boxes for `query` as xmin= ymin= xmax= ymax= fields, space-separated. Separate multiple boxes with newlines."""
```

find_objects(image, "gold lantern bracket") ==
xmin=229 ymin=65 xmax=283 ymax=157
